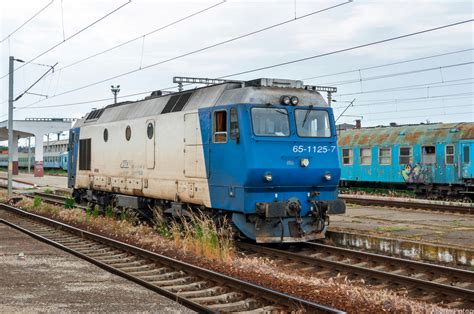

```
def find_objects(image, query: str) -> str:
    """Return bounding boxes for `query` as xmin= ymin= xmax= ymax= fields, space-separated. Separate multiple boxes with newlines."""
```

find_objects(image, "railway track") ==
xmin=32 ymin=192 xmax=71 ymax=204
xmin=0 ymin=203 xmax=341 ymax=313
xmin=339 ymin=195 xmax=473 ymax=214
xmin=237 ymin=241 xmax=474 ymax=309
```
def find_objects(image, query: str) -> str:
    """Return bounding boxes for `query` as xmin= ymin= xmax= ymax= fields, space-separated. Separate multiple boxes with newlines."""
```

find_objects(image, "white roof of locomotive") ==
xmin=74 ymin=78 xmax=329 ymax=127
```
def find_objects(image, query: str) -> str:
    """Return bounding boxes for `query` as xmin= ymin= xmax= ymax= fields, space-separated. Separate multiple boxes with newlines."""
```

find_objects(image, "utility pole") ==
xmin=111 ymin=85 xmax=120 ymax=104
xmin=7 ymin=56 xmax=14 ymax=199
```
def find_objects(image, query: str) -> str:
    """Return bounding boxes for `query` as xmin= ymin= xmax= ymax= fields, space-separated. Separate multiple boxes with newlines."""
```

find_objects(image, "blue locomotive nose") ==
xmin=200 ymin=103 xmax=344 ymax=243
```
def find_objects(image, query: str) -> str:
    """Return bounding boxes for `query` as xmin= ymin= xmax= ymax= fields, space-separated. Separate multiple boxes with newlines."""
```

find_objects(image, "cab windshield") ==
xmin=251 ymin=107 xmax=290 ymax=137
xmin=295 ymin=109 xmax=331 ymax=137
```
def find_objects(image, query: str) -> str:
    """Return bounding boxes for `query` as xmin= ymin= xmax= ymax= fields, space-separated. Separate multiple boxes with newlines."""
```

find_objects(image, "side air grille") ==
xmin=161 ymin=92 xmax=193 ymax=114
xmin=85 ymin=108 xmax=105 ymax=121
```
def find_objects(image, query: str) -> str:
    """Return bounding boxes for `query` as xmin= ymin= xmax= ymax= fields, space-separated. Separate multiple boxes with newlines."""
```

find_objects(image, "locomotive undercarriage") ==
xmin=72 ymin=188 xmax=344 ymax=242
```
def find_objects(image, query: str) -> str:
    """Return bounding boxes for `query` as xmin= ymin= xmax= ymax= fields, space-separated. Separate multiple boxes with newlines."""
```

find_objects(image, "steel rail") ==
xmin=339 ymin=195 xmax=473 ymax=214
xmin=0 ymin=203 xmax=343 ymax=313
xmin=33 ymin=192 xmax=69 ymax=202
xmin=237 ymin=241 xmax=474 ymax=309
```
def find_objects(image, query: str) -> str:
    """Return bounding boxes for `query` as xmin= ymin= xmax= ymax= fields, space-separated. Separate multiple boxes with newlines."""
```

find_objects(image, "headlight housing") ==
xmin=280 ymin=95 xmax=291 ymax=105
xmin=290 ymin=96 xmax=299 ymax=106
xmin=263 ymin=172 xmax=273 ymax=182
xmin=300 ymin=158 xmax=309 ymax=167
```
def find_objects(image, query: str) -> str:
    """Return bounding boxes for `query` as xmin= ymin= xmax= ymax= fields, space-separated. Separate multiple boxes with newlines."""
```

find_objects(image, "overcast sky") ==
xmin=0 ymin=0 xmax=472 ymax=144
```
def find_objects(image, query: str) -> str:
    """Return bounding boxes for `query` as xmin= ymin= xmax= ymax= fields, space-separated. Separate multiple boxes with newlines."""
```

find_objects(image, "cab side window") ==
xmin=213 ymin=110 xmax=227 ymax=143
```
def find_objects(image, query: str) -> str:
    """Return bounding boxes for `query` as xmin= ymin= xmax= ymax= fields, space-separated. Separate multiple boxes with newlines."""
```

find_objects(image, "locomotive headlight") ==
xmin=280 ymin=95 xmax=291 ymax=105
xmin=263 ymin=172 xmax=273 ymax=182
xmin=324 ymin=172 xmax=332 ymax=181
xmin=300 ymin=158 xmax=310 ymax=167
xmin=290 ymin=96 xmax=299 ymax=106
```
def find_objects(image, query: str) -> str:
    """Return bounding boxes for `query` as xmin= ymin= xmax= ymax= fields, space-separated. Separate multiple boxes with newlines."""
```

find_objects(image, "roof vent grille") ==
xmin=85 ymin=108 xmax=105 ymax=121
xmin=161 ymin=91 xmax=193 ymax=114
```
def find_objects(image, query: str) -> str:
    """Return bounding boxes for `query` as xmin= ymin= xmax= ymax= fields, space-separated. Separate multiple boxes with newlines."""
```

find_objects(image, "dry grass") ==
xmin=11 ymin=194 xmax=235 ymax=262
xmin=153 ymin=208 xmax=235 ymax=261
xmin=0 ymin=192 xmax=462 ymax=312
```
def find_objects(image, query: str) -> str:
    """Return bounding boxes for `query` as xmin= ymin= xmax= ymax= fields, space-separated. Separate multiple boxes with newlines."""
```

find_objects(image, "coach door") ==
xmin=146 ymin=120 xmax=155 ymax=169
xmin=460 ymin=141 xmax=473 ymax=179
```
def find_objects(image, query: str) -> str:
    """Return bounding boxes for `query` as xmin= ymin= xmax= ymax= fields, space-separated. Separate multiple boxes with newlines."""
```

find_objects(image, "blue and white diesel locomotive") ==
xmin=68 ymin=78 xmax=345 ymax=243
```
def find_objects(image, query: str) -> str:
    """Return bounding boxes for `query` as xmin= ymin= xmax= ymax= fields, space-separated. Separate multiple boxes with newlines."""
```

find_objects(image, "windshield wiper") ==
xmin=302 ymin=106 xmax=313 ymax=127
xmin=275 ymin=109 xmax=288 ymax=116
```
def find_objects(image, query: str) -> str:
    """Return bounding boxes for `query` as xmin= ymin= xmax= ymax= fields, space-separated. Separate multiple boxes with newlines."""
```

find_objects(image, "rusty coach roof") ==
xmin=338 ymin=122 xmax=474 ymax=146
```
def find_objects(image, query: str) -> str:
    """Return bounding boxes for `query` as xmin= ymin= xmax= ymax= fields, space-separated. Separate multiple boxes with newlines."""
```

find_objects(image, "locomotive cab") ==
xmin=201 ymin=91 xmax=344 ymax=242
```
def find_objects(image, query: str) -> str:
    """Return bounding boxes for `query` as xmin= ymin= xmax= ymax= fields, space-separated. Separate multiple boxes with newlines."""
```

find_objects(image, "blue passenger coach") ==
xmin=338 ymin=122 xmax=474 ymax=198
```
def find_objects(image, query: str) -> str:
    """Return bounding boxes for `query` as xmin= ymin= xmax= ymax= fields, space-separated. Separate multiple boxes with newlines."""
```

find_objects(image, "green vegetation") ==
xmin=340 ymin=187 xmax=416 ymax=198
xmin=85 ymin=207 xmax=92 ymax=223
xmin=64 ymin=197 xmax=74 ymax=209
xmin=33 ymin=196 xmax=42 ymax=207
xmin=43 ymin=188 xmax=53 ymax=194
xmin=105 ymin=206 xmax=114 ymax=218
xmin=92 ymin=206 xmax=99 ymax=218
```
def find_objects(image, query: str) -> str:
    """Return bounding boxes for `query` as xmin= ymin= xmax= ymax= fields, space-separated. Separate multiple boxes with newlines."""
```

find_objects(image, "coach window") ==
xmin=103 ymin=128 xmax=108 ymax=142
xmin=422 ymin=145 xmax=436 ymax=164
xmin=213 ymin=110 xmax=227 ymax=143
xmin=342 ymin=148 xmax=353 ymax=165
xmin=445 ymin=145 xmax=454 ymax=165
xmin=230 ymin=108 xmax=240 ymax=142
xmin=360 ymin=147 xmax=372 ymax=165
xmin=379 ymin=147 xmax=391 ymax=165
xmin=147 ymin=122 xmax=154 ymax=139
xmin=125 ymin=126 xmax=131 ymax=141
xmin=399 ymin=147 xmax=412 ymax=164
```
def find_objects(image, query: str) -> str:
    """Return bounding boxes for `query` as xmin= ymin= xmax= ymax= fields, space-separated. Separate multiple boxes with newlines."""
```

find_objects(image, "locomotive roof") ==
xmin=74 ymin=78 xmax=329 ymax=127
xmin=338 ymin=122 xmax=474 ymax=146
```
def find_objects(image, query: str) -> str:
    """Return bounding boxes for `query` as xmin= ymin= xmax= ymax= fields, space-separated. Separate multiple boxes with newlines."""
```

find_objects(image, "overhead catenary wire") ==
xmin=344 ymin=103 xmax=473 ymax=116
xmin=332 ymin=92 xmax=474 ymax=109
xmin=6 ymin=0 xmax=226 ymax=102
xmin=301 ymin=48 xmax=473 ymax=81
xmin=0 ymin=0 xmax=132 ymax=80
xmin=361 ymin=110 xmax=473 ymax=122
xmin=0 ymin=0 xmax=54 ymax=44
xmin=321 ymin=62 xmax=473 ymax=86
xmin=54 ymin=0 xmax=227 ymax=72
xmin=14 ymin=0 xmax=353 ymax=112
xmin=337 ymin=77 xmax=474 ymax=97
xmin=218 ymin=19 xmax=473 ymax=79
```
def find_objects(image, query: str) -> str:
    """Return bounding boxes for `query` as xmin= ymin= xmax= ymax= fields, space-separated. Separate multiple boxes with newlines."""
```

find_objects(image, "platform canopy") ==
xmin=0 ymin=118 xmax=74 ymax=177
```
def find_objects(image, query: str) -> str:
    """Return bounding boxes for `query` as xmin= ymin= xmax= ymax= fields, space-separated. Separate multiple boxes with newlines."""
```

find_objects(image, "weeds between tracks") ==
xmin=0 ymin=191 xmax=455 ymax=312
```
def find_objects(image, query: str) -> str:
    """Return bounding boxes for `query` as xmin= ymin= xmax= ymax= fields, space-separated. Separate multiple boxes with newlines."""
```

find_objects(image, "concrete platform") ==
xmin=0 ymin=172 xmax=67 ymax=190
xmin=0 ymin=223 xmax=191 ymax=313
xmin=330 ymin=204 xmax=474 ymax=249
